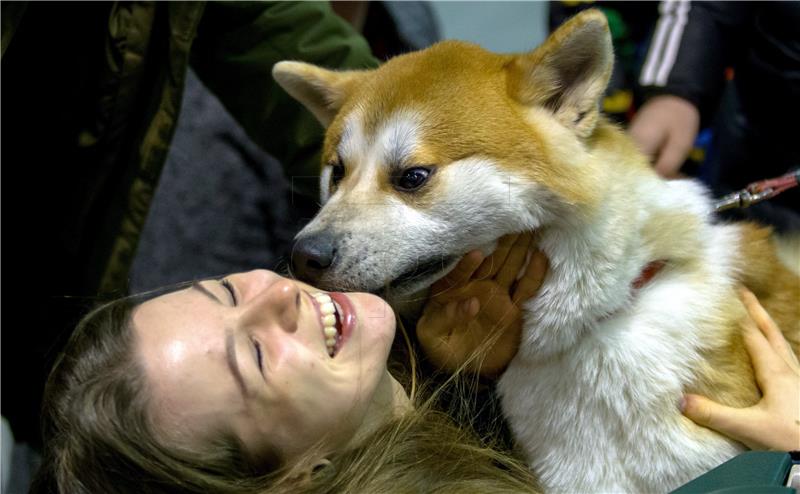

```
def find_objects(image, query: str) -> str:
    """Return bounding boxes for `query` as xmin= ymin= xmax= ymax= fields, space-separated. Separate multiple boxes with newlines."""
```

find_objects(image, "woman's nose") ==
xmin=242 ymin=278 xmax=300 ymax=334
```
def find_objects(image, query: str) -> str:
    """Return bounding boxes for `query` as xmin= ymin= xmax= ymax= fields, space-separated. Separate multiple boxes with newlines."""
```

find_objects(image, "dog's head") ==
xmin=274 ymin=10 xmax=613 ymax=296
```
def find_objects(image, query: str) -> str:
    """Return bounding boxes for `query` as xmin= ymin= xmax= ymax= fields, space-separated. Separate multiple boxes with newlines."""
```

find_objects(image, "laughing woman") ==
xmin=33 ymin=234 xmax=547 ymax=494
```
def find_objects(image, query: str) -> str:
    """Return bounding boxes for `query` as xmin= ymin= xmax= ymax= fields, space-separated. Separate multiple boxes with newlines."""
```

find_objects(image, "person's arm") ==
xmin=681 ymin=288 xmax=800 ymax=451
xmin=417 ymin=233 xmax=548 ymax=377
xmin=629 ymin=1 xmax=751 ymax=178
xmin=190 ymin=1 xmax=378 ymax=199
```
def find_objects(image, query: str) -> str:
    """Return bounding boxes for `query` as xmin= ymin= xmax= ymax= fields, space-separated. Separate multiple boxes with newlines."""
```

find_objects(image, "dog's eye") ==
xmin=330 ymin=159 xmax=345 ymax=187
xmin=331 ymin=161 xmax=344 ymax=185
xmin=394 ymin=167 xmax=432 ymax=191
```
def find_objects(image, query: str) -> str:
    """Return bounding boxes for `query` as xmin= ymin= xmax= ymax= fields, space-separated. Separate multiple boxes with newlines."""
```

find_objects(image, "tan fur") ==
xmin=323 ymin=44 xmax=582 ymax=204
xmin=684 ymin=223 xmax=800 ymax=415
xmin=277 ymin=21 xmax=615 ymax=209
xmin=737 ymin=224 xmax=800 ymax=350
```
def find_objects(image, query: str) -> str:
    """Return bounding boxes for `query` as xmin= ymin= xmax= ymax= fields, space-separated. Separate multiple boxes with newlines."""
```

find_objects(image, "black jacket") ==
xmin=639 ymin=1 xmax=800 ymax=134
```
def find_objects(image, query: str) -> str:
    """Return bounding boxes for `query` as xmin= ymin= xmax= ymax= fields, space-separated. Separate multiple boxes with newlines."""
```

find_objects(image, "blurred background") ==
xmin=430 ymin=1 xmax=547 ymax=52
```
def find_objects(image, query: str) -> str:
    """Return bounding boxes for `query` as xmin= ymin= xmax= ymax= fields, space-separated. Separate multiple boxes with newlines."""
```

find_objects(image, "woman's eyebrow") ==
xmin=225 ymin=329 xmax=249 ymax=397
xmin=191 ymin=281 xmax=223 ymax=304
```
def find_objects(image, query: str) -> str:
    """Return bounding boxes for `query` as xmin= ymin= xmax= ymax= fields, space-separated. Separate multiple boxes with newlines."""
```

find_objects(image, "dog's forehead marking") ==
xmin=338 ymin=109 xmax=421 ymax=173
xmin=337 ymin=110 xmax=367 ymax=164
xmin=377 ymin=111 xmax=421 ymax=168
xmin=319 ymin=165 xmax=332 ymax=204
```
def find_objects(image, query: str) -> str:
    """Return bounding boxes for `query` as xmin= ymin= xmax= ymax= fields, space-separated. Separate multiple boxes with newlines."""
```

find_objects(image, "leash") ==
xmin=714 ymin=169 xmax=800 ymax=213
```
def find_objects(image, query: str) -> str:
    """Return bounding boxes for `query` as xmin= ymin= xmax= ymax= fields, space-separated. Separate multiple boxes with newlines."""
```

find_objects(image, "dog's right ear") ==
xmin=273 ymin=61 xmax=364 ymax=127
xmin=507 ymin=9 xmax=613 ymax=140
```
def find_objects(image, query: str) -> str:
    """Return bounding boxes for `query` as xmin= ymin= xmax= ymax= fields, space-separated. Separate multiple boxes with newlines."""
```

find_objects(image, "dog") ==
xmin=273 ymin=10 xmax=800 ymax=492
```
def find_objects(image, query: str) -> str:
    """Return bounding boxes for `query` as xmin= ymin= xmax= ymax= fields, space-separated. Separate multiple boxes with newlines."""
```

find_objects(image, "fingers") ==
xmin=681 ymin=394 xmax=761 ymax=449
xmin=628 ymin=116 xmax=663 ymax=159
xmin=739 ymin=287 xmax=799 ymax=368
xmin=653 ymin=134 xmax=690 ymax=179
xmin=430 ymin=250 xmax=484 ymax=296
xmin=419 ymin=289 xmax=481 ymax=333
xmin=512 ymin=249 xmax=548 ymax=306
xmin=737 ymin=295 xmax=798 ymax=397
xmin=629 ymin=95 xmax=699 ymax=179
xmin=496 ymin=233 xmax=534 ymax=288
xmin=474 ymin=233 xmax=518 ymax=280
xmin=739 ymin=316 xmax=783 ymax=392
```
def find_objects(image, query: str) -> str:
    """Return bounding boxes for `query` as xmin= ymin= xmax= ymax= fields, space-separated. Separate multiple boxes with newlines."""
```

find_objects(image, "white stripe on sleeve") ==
xmin=640 ymin=0 xmax=691 ymax=87
xmin=654 ymin=0 xmax=691 ymax=86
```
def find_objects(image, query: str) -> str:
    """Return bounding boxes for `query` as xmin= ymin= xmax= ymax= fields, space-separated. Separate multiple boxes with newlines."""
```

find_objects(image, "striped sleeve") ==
xmin=639 ymin=1 xmax=751 ymax=120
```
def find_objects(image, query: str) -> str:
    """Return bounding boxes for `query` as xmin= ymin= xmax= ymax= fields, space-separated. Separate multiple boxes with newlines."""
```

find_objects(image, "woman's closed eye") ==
xmin=253 ymin=339 xmax=264 ymax=373
xmin=220 ymin=278 xmax=238 ymax=306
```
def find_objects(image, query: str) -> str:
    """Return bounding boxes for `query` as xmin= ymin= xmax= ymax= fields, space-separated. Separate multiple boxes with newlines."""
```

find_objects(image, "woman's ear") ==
xmin=290 ymin=457 xmax=334 ymax=485
xmin=311 ymin=458 xmax=333 ymax=475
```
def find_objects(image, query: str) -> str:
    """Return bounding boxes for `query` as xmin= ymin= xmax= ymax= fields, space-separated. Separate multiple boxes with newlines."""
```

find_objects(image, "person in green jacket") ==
xmin=1 ymin=1 xmax=378 ymax=447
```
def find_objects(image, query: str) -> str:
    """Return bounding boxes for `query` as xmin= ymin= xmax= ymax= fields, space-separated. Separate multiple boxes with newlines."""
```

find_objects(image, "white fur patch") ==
xmin=338 ymin=110 xmax=369 ymax=167
xmin=377 ymin=112 xmax=421 ymax=168
xmin=319 ymin=165 xmax=332 ymax=204
xmin=498 ymin=174 xmax=749 ymax=493
xmin=338 ymin=109 xmax=422 ymax=176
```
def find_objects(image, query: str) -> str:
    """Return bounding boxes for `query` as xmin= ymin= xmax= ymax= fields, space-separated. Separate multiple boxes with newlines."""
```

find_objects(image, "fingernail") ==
xmin=679 ymin=396 xmax=687 ymax=412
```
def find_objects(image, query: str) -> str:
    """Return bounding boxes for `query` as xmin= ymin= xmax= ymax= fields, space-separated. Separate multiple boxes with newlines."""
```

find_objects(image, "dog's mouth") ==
xmin=389 ymin=255 xmax=457 ymax=291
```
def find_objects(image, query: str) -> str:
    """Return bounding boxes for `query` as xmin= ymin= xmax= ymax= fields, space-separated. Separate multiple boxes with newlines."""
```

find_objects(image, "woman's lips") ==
xmin=307 ymin=291 xmax=355 ymax=357
xmin=328 ymin=292 xmax=355 ymax=350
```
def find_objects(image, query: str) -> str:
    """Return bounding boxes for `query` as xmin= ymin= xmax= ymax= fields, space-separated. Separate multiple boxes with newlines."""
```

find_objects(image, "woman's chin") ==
xmin=356 ymin=292 xmax=395 ymax=321
xmin=349 ymin=292 xmax=396 ymax=338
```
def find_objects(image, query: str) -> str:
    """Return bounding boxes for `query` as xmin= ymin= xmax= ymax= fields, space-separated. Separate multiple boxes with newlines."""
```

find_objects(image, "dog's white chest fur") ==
xmin=497 ymin=179 xmax=747 ymax=493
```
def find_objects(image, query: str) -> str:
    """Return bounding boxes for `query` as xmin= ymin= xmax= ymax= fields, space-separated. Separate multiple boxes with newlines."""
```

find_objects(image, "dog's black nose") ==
xmin=291 ymin=234 xmax=336 ymax=284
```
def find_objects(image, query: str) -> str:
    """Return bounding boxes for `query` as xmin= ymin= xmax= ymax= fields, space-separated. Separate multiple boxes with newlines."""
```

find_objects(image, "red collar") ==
xmin=600 ymin=260 xmax=668 ymax=322
xmin=632 ymin=260 xmax=667 ymax=289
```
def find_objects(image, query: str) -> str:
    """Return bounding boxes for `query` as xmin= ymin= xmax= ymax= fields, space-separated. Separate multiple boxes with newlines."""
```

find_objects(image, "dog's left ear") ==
xmin=273 ymin=61 xmax=364 ymax=127
xmin=508 ymin=9 xmax=613 ymax=139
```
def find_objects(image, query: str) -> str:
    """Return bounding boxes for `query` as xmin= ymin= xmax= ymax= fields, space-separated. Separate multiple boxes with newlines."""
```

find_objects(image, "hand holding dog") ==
xmin=681 ymin=288 xmax=800 ymax=451
xmin=628 ymin=95 xmax=700 ymax=179
xmin=416 ymin=232 xmax=547 ymax=377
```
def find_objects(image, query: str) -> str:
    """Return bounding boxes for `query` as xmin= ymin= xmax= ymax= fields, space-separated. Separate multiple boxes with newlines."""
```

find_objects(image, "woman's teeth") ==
xmin=313 ymin=292 xmax=340 ymax=356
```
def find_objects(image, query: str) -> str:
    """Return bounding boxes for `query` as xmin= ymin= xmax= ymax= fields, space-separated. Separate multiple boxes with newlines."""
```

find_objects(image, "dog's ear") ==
xmin=273 ymin=61 xmax=363 ymax=127
xmin=508 ymin=9 xmax=613 ymax=139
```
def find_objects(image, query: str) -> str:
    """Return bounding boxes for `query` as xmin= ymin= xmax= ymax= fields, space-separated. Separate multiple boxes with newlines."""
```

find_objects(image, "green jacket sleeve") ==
xmin=1 ymin=1 xmax=28 ymax=58
xmin=190 ymin=1 xmax=378 ymax=199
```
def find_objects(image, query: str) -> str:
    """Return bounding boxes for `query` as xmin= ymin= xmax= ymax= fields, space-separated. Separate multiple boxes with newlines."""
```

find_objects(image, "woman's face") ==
xmin=133 ymin=269 xmax=406 ymax=465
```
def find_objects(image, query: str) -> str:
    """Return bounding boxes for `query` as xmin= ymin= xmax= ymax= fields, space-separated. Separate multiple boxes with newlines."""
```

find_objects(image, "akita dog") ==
xmin=273 ymin=10 xmax=799 ymax=493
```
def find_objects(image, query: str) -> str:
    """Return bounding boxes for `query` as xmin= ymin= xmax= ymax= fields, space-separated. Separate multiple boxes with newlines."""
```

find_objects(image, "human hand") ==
xmin=416 ymin=232 xmax=548 ymax=377
xmin=628 ymin=95 xmax=700 ymax=179
xmin=681 ymin=288 xmax=800 ymax=451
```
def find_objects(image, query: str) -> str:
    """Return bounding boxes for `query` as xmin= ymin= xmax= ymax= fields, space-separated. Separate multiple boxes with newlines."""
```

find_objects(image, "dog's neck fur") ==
xmin=497 ymin=120 xmax=754 ymax=492
xmin=516 ymin=120 xmax=716 ymax=360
